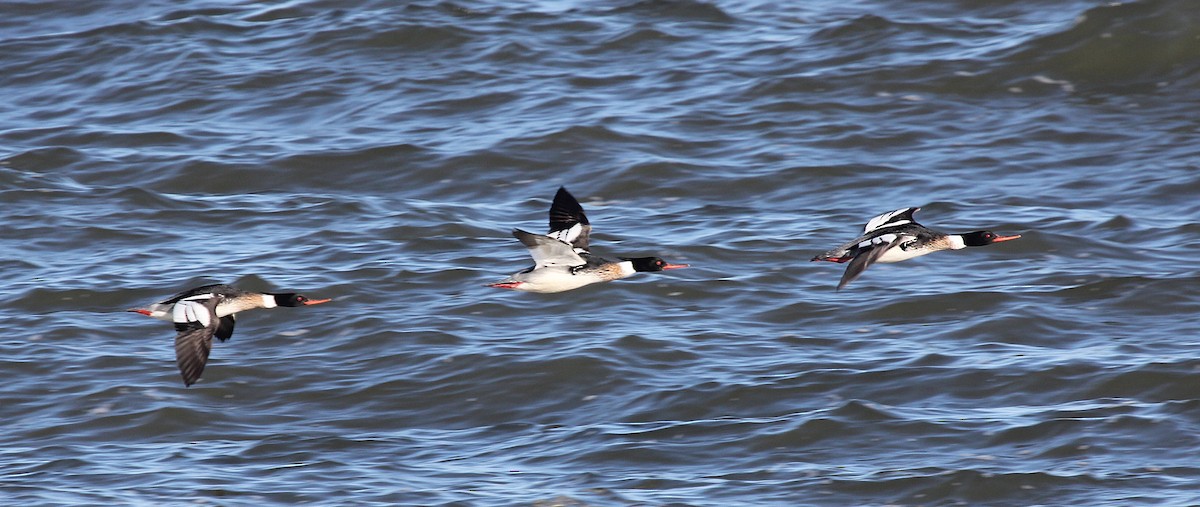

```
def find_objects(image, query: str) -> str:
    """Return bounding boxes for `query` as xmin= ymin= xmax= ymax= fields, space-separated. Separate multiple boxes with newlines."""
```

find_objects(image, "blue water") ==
xmin=3 ymin=0 xmax=1200 ymax=505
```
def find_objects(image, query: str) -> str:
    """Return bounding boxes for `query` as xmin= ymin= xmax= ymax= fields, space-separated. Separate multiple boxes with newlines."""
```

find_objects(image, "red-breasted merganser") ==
xmin=128 ymin=284 xmax=332 ymax=386
xmin=812 ymin=207 xmax=1020 ymax=290
xmin=487 ymin=187 xmax=688 ymax=293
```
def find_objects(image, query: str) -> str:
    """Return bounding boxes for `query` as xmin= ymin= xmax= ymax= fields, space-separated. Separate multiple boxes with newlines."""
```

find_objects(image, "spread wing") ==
xmin=547 ymin=186 xmax=591 ymax=251
xmin=513 ymin=228 xmax=586 ymax=268
xmin=837 ymin=233 xmax=905 ymax=290
xmin=862 ymin=207 xmax=920 ymax=234
xmin=172 ymin=296 xmax=221 ymax=387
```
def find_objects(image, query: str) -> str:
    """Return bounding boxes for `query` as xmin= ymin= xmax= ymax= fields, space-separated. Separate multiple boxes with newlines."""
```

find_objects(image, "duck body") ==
xmin=129 ymin=283 xmax=331 ymax=341
xmin=132 ymin=284 xmax=293 ymax=321
xmin=488 ymin=187 xmax=687 ymax=293
xmin=812 ymin=207 xmax=1020 ymax=290
xmin=491 ymin=230 xmax=660 ymax=293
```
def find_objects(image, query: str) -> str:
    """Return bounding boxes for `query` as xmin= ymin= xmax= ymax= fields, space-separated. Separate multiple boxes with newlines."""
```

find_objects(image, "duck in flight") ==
xmin=812 ymin=207 xmax=1020 ymax=290
xmin=128 ymin=284 xmax=332 ymax=386
xmin=487 ymin=187 xmax=688 ymax=293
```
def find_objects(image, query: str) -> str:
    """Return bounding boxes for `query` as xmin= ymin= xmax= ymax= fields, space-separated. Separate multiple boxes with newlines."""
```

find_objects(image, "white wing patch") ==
xmin=859 ymin=233 xmax=899 ymax=249
xmin=548 ymin=223 xmax=584 ymax=247
xmin=173 ymin=299 xmax=212 ymax=327
xmin=862 ymin=208 xmax=917 ymax=234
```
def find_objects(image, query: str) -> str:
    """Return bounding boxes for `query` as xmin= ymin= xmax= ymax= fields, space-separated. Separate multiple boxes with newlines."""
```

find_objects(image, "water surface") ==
xmin=3 ymin=0 xmax=1200 ymax=505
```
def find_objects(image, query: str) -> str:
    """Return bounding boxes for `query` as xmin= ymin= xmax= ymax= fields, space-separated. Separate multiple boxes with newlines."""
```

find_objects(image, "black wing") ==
xmin=548 ymin=186 xmax=591 ymax=251
xmin=215 ymin=315 xmax=236 ymax=342
xmin=172 ymin=297 xmax=221 ymax=387
xmin=837 ymin=239 xmax=902 ymax=290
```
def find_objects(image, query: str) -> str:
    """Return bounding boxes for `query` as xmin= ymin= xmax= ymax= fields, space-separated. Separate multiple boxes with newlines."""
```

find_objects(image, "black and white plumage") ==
xmin=173 ymin=294 xmax=224 ymax=387
xmin=547 ymin=185 xmax=591 ymax=252
xmin=487 ymin=187 xmax=688 ymax=293
xmin=129 ymin=283 xmax=332 ymax=386
xmin=129 ymin=284 xmax=331 ymax=341
xmin=812 ymin=207 xmax=1021 ymax=290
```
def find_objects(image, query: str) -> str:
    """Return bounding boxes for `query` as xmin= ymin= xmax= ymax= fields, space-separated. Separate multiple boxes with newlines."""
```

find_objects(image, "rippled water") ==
xmin=3 ymin=0 xmax=1200 ymax=505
